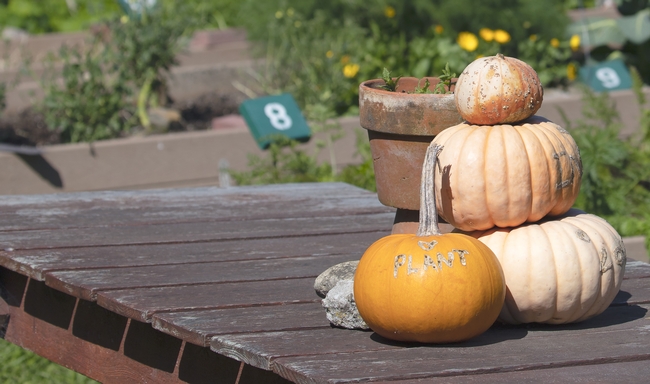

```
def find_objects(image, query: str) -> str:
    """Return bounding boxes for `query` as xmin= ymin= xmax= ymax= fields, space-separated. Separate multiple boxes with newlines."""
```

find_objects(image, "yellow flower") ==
xmin=494 ymin=29 xmax=511 ymax=44
xmin=340 ymin=55 xmax=350 ymax=64
xmin=384 ymin=6 xmax=396 ymax=18
xmin=434 ymin=25 xmax=444 ymax=34
xmin=343 ymin=63 xmax=360 ymax=78
xmin=326 ymin=50 xmax=334 ymax=59
xmin=275 ymin=10 xmax=283 ymax=19
xmin=120 ymin=15 xmax=129 ymax=24
xmin=567 ymin=63 xmax=577 ymax=81
xmin=287 ymin=8 xmax=295 ymax=17
xmin=479 ymin=28 xmax=494 ymax=42
xmin=294 ymin=21 xmax=301 ymax=28
xmin=570 ymin=34 xmax=581 ymax=51
xmin=550 ymin=38 xmax=560 ymax=48
xmin=529 ymin=34 xmax=538 ymax=42
xmin=457 ymin=32 xmax=479 ymax=52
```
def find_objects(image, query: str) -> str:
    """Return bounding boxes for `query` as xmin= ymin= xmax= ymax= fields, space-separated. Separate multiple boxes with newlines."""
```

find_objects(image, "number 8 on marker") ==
xmin=264 ymin=102 xmax=293 ymax=130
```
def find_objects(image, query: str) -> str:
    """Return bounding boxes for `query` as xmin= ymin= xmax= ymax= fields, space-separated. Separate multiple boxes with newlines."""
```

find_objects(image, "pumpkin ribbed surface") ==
xmin=455 ymin=54 xmax=543 ymax=125
xmin=432 ymin=115 xmax=582 ymax=231
xmin=354 ymin=232 xmax=505 ymax=343
xmin=466 ymin=209 xmax=626 ymax=324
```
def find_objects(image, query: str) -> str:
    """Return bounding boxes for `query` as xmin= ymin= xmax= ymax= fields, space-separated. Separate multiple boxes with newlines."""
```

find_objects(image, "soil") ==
xmin=0 ymin=91 xmax=245 ymax=146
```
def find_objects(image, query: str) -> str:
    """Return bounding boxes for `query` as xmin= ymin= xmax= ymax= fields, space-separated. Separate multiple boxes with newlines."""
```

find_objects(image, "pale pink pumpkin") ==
xmin=431 ymin=115 xmax=582 ymax=231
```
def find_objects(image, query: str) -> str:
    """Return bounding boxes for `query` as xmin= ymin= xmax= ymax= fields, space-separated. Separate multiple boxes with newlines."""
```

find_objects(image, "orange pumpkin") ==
xmin=455 ymin=54 xmax=543 ymax=125
xmin=354 ymin=144 xmax=506 ymax=343
xmin=431 ymin=115 xmax=582 ymax=231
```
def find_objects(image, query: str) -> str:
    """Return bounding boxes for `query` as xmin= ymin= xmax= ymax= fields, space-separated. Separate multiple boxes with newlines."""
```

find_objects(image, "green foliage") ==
xmin=562 ymin=84 xmax=650 ymax=252
xmin=380 ymin=64 xmax=456 ymax=94
xmin=39 ymin=6 xmax=187 ymax=143
xmin=0 ymin=0 xmax=120 ymax=34
xmin=337 ymin=130 xmax=377 ymax=192
xmin=105 ymin=9 xmax=186 ymax=130
xmin=0 ymin=339 xmax=97 ymax=383
xmin=159 ymin=0 xmax=245 ymax=30
xmin=245 ymin=0 xmax=576 ymax=122
xmin=379 ymin=68 xmax=401 ymax=92
xmin=231 ymin=135 xmax=334 ymax=185
xmin=433 ymin=63 xmax=456 ymax=94
xmin=231 ymin=128 xmax=376 ymax=192
xmin=40 ymin=43 xmax=135 ymax=143
xmin=252 ymin=8 xmax=366 ymax=116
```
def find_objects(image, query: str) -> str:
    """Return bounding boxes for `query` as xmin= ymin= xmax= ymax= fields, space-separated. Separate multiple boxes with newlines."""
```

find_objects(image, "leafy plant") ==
xmin=379 ymin=68 xmax=402 ymax=92
xmin=433 ymin=63 xmax=456 ymax=94
xmin=0 ymin=339 xmax=97 ymax=383
xmin=337 ymin=130 xmax=376 ymax=192
xmin=231 ymin=128 xmax=376 ymax=192
xmin=105 ymin=9 xmax=186 ymax=131
xmin=40 ymin=42 xmax=135 ymax=143
xmin=230 ymin=135 xmax=334 ymax=185
xmin=0 ymin=0 xmax=121 ymax=34
xmin=379 ymin=64 xmax=456 ymax=94
xmin=38 ymin=6 xmax=187 ymax=143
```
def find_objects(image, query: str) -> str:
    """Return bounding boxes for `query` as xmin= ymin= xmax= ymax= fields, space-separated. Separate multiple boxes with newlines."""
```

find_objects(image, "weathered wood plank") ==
xmin=623 ymin=260 xmax=650 ymax=279
xmin=0 ymin=183 xmax=387 ymax=231
xmin=389 ymin=359 xmax=650 ymax=383
xmin=268 ymin=304 xmax=650 ymax=383
xmin=0 ymin=212 xmax=394 ymax=250
xmin=45 ymin=253 xmax=359 ymax=301
xmin=211 ymin=303 xmax=650 ymax=375
xmin=137 ymin=268 xmax=650 ymax=345
xmin=95 ymin=277 xmax=320 ymax=323
xmin=612 ymin=276 xmax=650 ymax=306
xmin=212 ymin=328 xmax=390 ymax=371
xmin=0 ymin=231 xmax=387 ymax=281
xmin=152 ymin=302 xmax=330 ymax=347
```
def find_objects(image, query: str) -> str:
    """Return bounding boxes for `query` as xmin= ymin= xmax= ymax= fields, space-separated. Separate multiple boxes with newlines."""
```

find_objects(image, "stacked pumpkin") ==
xmin=354 ymin=54 xmax=627 ymax=343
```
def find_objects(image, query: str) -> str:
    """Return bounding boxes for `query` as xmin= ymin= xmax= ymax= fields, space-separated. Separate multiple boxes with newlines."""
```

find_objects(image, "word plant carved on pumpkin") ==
xmin=393 ymin=248 xmax=469 ymax=278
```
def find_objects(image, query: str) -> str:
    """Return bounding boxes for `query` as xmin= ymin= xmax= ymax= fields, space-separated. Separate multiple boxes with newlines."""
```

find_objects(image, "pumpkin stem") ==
xmin=417 ymin=143 xmax=444 ymax=237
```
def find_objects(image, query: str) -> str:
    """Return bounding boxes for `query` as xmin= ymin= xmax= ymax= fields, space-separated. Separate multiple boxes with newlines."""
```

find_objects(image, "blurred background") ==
xmin=1 ymin=0 xmax=647 ymax=145
xmin=2 ymin=1 xmax=650 ymax=381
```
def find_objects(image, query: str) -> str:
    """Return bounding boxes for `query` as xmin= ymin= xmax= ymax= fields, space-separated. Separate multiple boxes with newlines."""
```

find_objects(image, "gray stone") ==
xmin=321 ymin=279 xmax=369 ymax=330
xmin=314 ymin=260 xmax=359 ymax=298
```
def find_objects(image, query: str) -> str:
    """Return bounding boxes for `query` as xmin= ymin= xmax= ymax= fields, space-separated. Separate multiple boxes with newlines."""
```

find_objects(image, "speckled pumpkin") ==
xmin=455 ymin=54 xmax=543 ymax=125
xmin=431 ymin=115 xmax=582 ymax=231
xmin=464 ymin=209 xmax=626 ymax=324
xmin=353 ymin=144 xmax=506 ymax=343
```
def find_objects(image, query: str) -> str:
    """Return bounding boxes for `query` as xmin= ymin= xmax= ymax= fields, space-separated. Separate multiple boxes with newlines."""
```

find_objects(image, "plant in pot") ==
xmin=358 ymin=66 xmax=463 ymax=234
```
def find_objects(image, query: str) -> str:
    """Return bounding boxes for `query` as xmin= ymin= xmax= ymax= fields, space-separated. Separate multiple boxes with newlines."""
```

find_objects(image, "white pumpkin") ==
xmin=464 ymin=209 xmax=626 ymax=324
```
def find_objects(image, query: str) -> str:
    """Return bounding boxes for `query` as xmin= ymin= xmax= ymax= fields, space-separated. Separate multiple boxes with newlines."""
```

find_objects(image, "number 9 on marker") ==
xmin=240 ymin=93 xmax=312 ymax=149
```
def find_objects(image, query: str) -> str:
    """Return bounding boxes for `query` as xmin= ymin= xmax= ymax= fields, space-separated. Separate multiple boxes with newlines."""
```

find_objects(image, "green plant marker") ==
xmin=579 ymin=59 xmax=632 ymax=92
xmin=239 ymin=94 xmax=312 ymax=150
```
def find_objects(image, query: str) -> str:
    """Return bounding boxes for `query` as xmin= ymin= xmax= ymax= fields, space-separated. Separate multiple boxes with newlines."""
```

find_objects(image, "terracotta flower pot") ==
xmin=359 ymin=77 xmax=462 ymax=233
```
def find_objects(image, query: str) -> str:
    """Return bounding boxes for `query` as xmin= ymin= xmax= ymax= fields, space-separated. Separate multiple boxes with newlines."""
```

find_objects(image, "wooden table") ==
xmin=1 ymin=182 xmax=650 ymax=383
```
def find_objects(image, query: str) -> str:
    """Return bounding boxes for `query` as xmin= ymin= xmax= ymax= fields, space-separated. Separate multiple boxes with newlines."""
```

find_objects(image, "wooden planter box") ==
xmin=0 ymin=116 xmax=363 ymax=194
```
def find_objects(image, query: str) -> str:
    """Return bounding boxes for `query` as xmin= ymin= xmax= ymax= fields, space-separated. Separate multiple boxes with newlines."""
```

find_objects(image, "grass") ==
xmin=0 ymin=338 xmax=97 ymax=383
